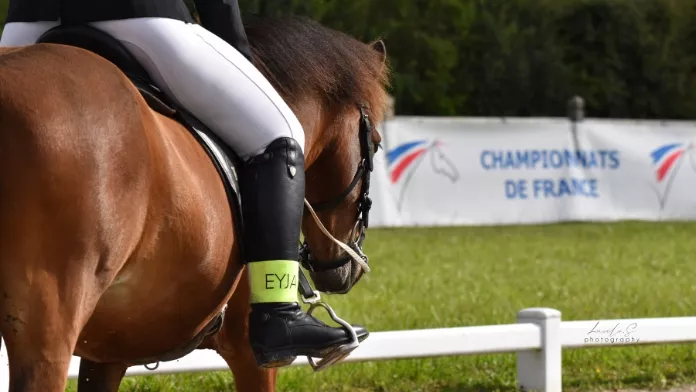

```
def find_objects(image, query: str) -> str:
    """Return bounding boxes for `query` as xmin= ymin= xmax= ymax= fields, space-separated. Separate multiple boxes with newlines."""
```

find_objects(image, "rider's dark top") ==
xmin=4 ymin=0 xmax=252 ymax=61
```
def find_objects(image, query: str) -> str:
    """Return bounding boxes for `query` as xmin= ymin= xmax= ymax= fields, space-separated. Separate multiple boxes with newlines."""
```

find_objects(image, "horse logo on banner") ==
xmin=649 ymin=141 xmax=696 ymax=210
xmin=386 ymin=140 xmax=459 ymax=210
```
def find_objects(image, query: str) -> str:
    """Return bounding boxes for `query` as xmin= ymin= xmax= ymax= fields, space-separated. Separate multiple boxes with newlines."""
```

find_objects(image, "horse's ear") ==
xmin=371 ymin=39 xmax=387 ymax=66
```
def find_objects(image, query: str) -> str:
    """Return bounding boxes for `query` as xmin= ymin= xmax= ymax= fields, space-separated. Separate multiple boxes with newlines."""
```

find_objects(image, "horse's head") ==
xmin=430 ymin=142 xmax=460 ymax=183
xmin=300 ymin=41 xmax=388 ymax=294
xmin=247 ymin=16 xmax=390 ymax=294
xmin=300 ymin=101 xmax=383 ymax=294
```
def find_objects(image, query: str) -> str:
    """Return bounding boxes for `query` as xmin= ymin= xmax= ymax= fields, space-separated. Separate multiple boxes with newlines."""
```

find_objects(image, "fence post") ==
xmin=516 ymin=308 xmax=562 ymax=392
xmin=0 ymin=339 xmax=8 ymax=392
xmin=567 ymin=95 xmax=585 ymax=150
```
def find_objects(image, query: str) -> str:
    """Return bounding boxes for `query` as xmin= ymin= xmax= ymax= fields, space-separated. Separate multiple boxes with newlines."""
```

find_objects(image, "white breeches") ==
xmin=0 ymin=18 xmax=305 ymax=159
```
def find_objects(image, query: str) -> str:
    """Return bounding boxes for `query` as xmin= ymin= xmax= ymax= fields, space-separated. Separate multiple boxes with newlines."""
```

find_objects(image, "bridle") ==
xmin=293 ymin=104 xmax=377 ymax=371
xmin=299 ymin=104 xmax=376 ymax=275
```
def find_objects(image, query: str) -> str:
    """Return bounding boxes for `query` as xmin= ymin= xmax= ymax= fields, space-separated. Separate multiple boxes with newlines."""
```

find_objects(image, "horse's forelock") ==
xmin=245 ymin=15 xmax=390 ymax=124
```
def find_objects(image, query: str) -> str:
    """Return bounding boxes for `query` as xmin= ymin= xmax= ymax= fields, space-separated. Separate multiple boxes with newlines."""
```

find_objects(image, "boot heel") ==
xmin=254 ymin=350 xmax=297 ymax=368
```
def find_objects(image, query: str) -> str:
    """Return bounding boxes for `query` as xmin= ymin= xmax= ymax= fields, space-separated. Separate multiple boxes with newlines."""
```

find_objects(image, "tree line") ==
xmin=2 ymin=0 xmax=696 ymax=119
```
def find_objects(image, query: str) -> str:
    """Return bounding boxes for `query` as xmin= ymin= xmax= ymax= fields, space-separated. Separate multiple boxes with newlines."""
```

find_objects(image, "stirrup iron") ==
xmin=306 ymin=301 xmax=360 ymax=372
xmin=298 ymin=270 xmax=361 ymax=371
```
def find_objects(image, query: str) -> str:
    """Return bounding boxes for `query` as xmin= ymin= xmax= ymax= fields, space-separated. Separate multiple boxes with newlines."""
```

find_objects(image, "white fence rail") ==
xmin=1 ymin=307 xmax=696 ymax=391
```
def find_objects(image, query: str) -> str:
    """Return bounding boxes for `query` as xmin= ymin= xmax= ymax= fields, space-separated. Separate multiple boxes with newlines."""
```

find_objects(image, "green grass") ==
xmin=70 ymin=221 xmax=696 ymax=391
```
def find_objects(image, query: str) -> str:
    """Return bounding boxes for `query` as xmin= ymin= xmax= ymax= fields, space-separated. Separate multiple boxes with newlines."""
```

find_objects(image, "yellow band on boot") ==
xmin=248 ymin=260 xmax=299 ymax=303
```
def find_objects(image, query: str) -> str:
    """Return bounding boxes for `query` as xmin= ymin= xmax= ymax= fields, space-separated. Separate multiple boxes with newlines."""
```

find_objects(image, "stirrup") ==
xmin=304 ymin=300 xmax=360 ymax=372
xmin=298 ymin=270 xmax=362 ymax=371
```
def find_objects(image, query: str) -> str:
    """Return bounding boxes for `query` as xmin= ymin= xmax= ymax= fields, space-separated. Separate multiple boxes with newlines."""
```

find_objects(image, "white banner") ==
xmin=369 ymin=116 xmax=696 ymax=227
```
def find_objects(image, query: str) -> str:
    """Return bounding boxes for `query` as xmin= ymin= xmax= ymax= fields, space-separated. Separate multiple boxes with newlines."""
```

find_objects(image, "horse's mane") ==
xmin=244 ymin=15 xmax=390 ymax=123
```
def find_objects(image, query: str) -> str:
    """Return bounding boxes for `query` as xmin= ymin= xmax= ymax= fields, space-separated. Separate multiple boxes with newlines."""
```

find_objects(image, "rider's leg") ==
xmin=0 ymin=21 xmax=60 ymax=46
xmin=88 ymin=17 xmax=367 ymax=367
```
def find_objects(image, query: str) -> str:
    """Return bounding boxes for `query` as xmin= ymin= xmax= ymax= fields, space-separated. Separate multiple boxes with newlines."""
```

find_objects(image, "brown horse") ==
xmin=0 ymin=15 xmax=389 ymax=392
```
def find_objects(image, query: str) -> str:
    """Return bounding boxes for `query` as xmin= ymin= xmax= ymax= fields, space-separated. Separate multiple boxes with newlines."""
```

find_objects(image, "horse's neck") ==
xmin=292 ymin=101 xmax=332 ymax=168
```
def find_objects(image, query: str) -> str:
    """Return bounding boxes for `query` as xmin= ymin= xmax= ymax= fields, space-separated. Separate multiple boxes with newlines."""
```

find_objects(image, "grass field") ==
xmin=67 ymin=221 xmax=696 ymax=391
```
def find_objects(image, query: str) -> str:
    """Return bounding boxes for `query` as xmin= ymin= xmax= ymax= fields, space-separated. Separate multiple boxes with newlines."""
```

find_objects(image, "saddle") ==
xmin=36 ymin=25 xmax=245 ymax=366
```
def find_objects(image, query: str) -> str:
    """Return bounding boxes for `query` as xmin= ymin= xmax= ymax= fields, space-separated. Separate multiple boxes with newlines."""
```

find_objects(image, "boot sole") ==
xmin=255 ymin=332 xmax=370 ymax=368
xmin=255 ymin=345 xmax=336 ymax=369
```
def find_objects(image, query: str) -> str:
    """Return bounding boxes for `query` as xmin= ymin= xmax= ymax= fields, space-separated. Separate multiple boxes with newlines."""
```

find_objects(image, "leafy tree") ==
xmin=3 ymin=0 xmax=696 ymax=119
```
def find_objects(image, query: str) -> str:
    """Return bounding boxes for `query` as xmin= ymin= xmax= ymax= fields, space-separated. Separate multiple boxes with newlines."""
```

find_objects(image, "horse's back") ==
xmin=0 ymin=43 xmax=149 ymax=185
xmin=0 ymin=43 xmax=240 ymax=362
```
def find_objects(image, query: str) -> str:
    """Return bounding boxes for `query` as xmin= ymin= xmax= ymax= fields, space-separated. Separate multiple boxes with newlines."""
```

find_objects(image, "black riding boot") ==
xmin=240 ymin=137 xmax=368 ymax=368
